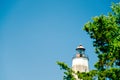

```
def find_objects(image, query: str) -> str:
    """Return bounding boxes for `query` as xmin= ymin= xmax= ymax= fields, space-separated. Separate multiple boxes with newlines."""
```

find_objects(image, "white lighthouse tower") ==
xmin=72 ymin=45 xmax=89 ymax=79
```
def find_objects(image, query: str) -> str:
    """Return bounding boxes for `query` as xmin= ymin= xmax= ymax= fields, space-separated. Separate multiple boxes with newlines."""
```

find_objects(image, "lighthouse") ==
xmin=72 ymin=45 xmax=89 ymax=74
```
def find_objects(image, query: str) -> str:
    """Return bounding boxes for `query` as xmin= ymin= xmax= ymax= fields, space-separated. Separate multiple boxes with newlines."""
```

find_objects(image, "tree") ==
xmin=57 ymin=2 xmax=120 ymax=80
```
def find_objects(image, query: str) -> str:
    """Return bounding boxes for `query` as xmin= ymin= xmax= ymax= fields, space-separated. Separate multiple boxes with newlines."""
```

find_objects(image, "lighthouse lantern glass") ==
xmin=77 ymin=49 xmax=85 ymax=54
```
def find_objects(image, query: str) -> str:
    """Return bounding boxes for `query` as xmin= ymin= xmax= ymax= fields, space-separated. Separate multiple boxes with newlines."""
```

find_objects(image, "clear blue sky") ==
xmin=0 ymin=0 xmax=118 ymax=80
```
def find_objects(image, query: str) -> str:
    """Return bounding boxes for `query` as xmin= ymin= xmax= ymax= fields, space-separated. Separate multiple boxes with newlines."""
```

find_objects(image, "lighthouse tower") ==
xmin=72 ymin=45 xmax=89 ymax=73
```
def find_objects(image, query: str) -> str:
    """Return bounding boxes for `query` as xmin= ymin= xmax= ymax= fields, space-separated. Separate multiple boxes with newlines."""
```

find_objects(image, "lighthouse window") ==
xmin=80 ymin=54 xmax=82 ymax=57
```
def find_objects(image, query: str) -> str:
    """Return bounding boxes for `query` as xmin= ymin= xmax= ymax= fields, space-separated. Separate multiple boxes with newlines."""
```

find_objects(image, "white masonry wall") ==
xmin=72 ymin=57 xmax=89 ymax=72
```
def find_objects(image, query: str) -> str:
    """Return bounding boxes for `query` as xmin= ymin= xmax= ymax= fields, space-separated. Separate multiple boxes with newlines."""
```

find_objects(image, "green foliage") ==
xmin=57 ymin=61 xmax=76 ymax=80
xmin=57 ymin=2 xmax=120 ymax=80
xmin=84 ymin=2 xmax=120 ymax=71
